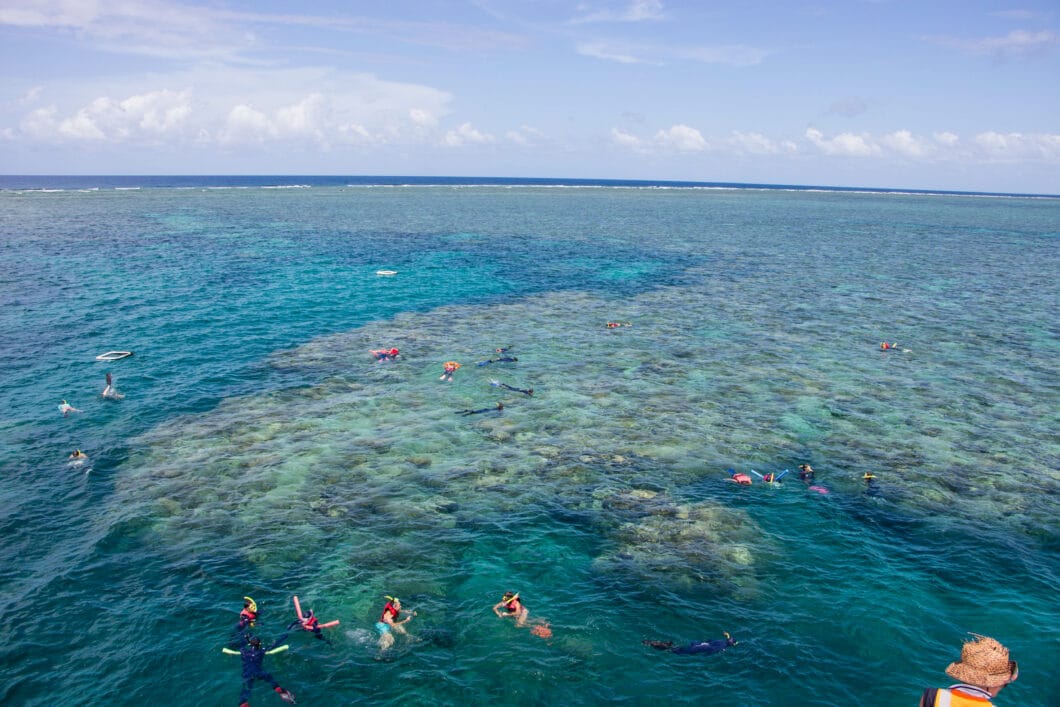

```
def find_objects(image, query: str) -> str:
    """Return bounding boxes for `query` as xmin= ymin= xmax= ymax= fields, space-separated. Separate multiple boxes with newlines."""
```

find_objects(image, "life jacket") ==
xmin=504 ymin=599 xmax=520 ymax=613
xmin=303 ymin=614 xmax=319 ymax=630
xmin=380 ymin=602 xmax=399 ymax=623
xmin=239 ymin=609 xmax=258 ymax=625
xmin=920 ymin=687 xmax=995 ymax=707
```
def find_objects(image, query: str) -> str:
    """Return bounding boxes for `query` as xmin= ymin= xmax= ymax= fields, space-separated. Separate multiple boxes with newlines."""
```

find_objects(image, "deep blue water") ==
xmin=0 ymin=177 xmax=1057 ymax=706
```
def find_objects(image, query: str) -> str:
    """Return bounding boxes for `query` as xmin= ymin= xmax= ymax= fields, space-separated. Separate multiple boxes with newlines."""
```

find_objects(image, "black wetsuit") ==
xmin=477 ymin=357 xmax=518 ymax=366
xmin=645 ymin=636 xmax=736 ymax=655
xmin=494 ymin=382 xmax=533 ymax=396
xmin=458 ymin=404 xmax=503 ymax=416
xmin=287 ymin=618 xmax=331 ymax=645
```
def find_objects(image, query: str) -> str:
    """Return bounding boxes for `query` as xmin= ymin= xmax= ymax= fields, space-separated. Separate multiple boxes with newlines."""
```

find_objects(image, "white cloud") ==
xmin=611 ymin=127 xmax=644 ymax=151
xmin=6 ymin=67 xmax=454 ymax=149
xmin=16 ymin=89 xmax=194 ymax=143
xmin=931 ymin=29 xmax=1058 ymax=57
xmin=443 ymin=122 xmax=495 ymax=147
xmin=505 ymin=125 xmax=545 ymax=145
xmin=974 ymin=131 xmax=1060 ymax=160
xmin=728 ymin=131 xmax=797 ymax=155
xmin=880 ymin=129 xmax=931 ymax=158
xmin=569 ymin=0 xmax=664 ymax=24
xmin=409 ymin=109 xmax=437 ymax=127
xmin=805 ymin=127 xmax=881 ymax=157
xmin=933 ymin=131 xmax=959 ymax=147
xmin=576 ymin=42 xmax=644 ymax=64
xmin=18 ymin=86 xmax=44 ymax=105
xmin=654 ymin=124 xmax=707 ymax=151
xmin=990 ymin=10 xmax=1035 ymax=20
xmin=678 ymin=45 xmax=768 ymax=67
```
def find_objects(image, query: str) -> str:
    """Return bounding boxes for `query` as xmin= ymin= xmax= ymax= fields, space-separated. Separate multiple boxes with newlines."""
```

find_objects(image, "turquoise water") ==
xmin=1 ymin=181 xmax=1057 ymax=706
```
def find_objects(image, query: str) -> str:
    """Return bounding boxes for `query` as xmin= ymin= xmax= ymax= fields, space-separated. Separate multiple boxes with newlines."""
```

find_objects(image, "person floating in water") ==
xmin=238 ymin=597 xmax=259 ymax=631
xmin=490 ymin=379 xmax=533 ymax=396
xmin=751 ymin=469 xmax=789 ymax=485
xmin=370 ymin=348 xmax=399 ymax=362
xmin=440 ymin=361 xmax=460 ymax=382
xmin=69 ymin=449 xmax=88 ymax=461
xmin=495 ymin=346 xmax=512 ymax=353
xmin=880 ymin=341 xmax=900 ymax=350
xmin=222 ymin=633 xmax=296 ymax=706
xmin=492 ymin=591 xmax=529 ymax=627
xmin=102 ymin=372 xmax=124 ymax=400
xmin=644 ymin=632 xmax=737 ymax=655
xmin=457 ymin=402 xmax=504 ymax=416
xmin=376 ymin=596 xmax=415 ymax=651
xmin=58 ymin=400 xmax=82 ymax=416
xmin=863 ymin=472 xmax=881 ymax=496
xmin=287 ymin=596 xmax=338 ymax=644
xmin=726 ymin=469 xmax=752 ymax=485
xmin=606 ymin=321 xmax=631 ymax=328
xmin=476 ymin=356 xmax=518 ymax=366
xmin=798 ymin=464 xmax=815 ymax=482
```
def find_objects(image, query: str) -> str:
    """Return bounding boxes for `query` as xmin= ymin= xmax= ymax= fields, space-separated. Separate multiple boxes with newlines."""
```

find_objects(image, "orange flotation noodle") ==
xmin=292 ymin=595 xmax=339 ymax=629
xmin=530 ymin=623 xmax=552 ymax=639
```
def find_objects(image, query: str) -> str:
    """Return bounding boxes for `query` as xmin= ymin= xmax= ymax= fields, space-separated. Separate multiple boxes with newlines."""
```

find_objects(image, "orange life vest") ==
xmin=921 ymin=686 xmax=995 ymax=707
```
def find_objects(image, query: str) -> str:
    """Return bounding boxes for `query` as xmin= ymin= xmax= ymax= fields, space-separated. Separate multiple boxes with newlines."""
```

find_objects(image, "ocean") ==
xmin=0 ymin=176 xmax=1056 ymax=706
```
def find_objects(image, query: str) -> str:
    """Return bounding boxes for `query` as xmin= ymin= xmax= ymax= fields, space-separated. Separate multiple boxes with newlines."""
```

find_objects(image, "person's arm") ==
xmin=492 ymin=602 xmax=506 ymax=617
xmin=267 ymin=633 xmax=290 ymax=651
xmin=918 ymin=688 xmax=938 ymax=707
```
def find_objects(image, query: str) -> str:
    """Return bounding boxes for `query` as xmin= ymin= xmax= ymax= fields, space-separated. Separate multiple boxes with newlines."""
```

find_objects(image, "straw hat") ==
xmin=945 ymin=634 xmax=1018 ymax=687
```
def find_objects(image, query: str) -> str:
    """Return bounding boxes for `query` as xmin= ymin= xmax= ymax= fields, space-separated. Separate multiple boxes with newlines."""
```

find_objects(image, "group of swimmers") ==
xmin=726 ymin=463 xmax=879 ymax=496
xmin=58 ymin=371 xmax=128 ymax=471
xmin=226 ymin=584 xmax=738 ymax=704
xmin=368 ymin=343 xmax=533 ymax=408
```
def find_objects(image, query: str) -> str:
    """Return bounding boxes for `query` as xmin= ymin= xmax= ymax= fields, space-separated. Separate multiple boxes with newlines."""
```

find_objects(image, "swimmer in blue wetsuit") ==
xmin=223 ymin=633 xmax=296 ymax=706
xmin=644 ymin=632 xmax=737 ymax=655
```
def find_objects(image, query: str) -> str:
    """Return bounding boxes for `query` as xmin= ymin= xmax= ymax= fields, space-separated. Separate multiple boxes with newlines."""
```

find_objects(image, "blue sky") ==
xmin=1 ymin=0 xmax=1058 ymax=193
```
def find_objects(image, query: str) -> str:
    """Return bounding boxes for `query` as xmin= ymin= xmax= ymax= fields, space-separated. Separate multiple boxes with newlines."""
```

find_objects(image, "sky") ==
xmin=1 ymin=0 xmax=1058 ymax=193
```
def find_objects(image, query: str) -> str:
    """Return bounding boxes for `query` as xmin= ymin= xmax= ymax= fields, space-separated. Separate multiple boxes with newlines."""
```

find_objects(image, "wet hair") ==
xmin=249 ymin=637 xmax=262 ymax=648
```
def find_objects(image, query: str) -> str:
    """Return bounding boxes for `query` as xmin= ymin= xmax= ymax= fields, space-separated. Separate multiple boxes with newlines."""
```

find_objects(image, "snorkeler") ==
xmin=644 ymin=632 xmax=737 ymax=655
xmin=440 ymin=361 xmax=460 ymax=382
xmin=492 ymin=592 xmax=529 ymax=627
xmin=495 ymin=346 xmax=512 ymax=353
xmin=102 ymin=372 xmax=124 ymax=400
xmin=57 ymin=400 xmax=82 ymax=416
xmin=476 ymin=356 xmax=518 ymax=366
xmin=222 ymin=633 xmax=296 ymax=706
xmin=751 ymin=469 xmax=789 ymax=485
xmin=798 ymin=464 xmax=815 ymax=482
xmin=863 ymin=472 xmax=881 ymax=496
xmin=238 ymin=597 xmax=259 ymax=631
xmin=726 ymin=469 xmax=752 ymax=486
xmin=376 ymin=596 xmax=415 ymax=651
xmin=880 ymin=342 xmax=900 ymax=350
xmin=370 ymin=348 xmax=399 ymax=362
xmin=606 ymin=322 xmax=632 ymax=328
xmin=287 ymin=596 xmax=338 ymax=645
xmin=69 ymin=450 xmax=88 ymax=460
xmin=490 ymin=379 xmax=533 ymax=396
xmin=457 ymin=402 xmax=504 ymax=416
